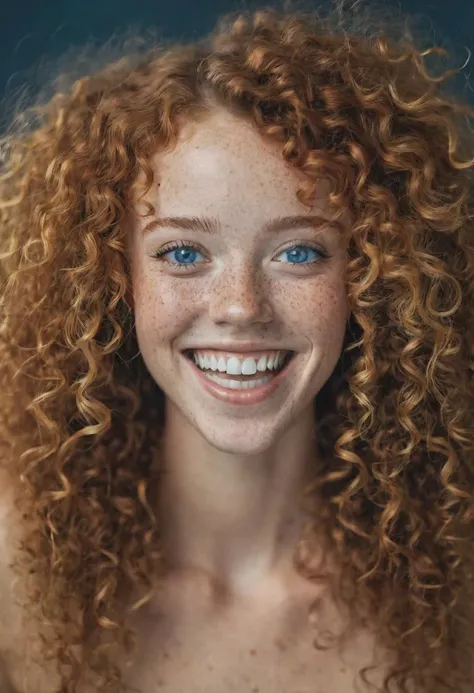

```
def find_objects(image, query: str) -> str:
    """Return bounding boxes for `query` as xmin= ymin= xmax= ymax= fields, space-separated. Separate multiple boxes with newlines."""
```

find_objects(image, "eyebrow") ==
xmin=141 ymin=214 xmax=341 ymax=236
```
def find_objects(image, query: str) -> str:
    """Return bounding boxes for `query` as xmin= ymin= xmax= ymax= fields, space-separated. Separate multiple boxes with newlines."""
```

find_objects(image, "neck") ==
xmin=157 ymin=400 xmax=317 ymax=599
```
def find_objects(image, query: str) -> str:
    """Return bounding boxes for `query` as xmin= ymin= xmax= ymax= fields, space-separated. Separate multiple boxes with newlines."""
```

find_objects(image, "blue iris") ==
xmin=174 ymin=247 xmax=198 ymax=264
xmin=283 ymin=246 xmax=317 ymax=264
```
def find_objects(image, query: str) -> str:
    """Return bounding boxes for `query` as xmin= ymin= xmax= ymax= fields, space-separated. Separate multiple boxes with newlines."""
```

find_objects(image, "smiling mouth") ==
xmin=182 ymin=349 xmax=295 ymax=381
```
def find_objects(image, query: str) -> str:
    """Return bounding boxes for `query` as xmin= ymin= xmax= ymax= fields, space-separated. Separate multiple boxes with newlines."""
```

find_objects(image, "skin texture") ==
xmin=128 ymin=108 xmax=350 ymax=598
xmin=1 ymin=8 xmax=473 ymax=690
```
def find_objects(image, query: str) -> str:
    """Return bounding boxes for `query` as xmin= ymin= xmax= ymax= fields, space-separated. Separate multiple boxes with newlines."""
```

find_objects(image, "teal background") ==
xmin=1 ymin=1 xmax=472 ymax=102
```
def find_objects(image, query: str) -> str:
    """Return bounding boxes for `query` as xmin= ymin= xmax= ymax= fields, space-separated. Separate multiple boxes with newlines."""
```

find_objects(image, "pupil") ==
xmin=178 ymin=248 xmax=195 ymax=263
xmin=288 ymin=247 xmax=307 ymax=262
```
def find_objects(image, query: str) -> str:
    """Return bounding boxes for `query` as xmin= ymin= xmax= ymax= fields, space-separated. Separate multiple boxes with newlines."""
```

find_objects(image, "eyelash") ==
xmin=151 ymin=239 xmax=330 ymax=271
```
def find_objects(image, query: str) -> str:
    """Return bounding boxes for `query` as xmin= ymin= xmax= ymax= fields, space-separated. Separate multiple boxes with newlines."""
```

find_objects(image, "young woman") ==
xmin=0 ymin=3 xmax=472 ymax=692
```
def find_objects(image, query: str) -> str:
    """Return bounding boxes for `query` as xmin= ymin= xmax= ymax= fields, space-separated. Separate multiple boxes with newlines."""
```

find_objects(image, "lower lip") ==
xmin=183 ymin=353 xmax=295 ymax=406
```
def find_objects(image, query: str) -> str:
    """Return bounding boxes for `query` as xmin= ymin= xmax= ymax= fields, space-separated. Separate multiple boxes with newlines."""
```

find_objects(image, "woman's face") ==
xmin=129 ymin=108 xmax=349 ymax=455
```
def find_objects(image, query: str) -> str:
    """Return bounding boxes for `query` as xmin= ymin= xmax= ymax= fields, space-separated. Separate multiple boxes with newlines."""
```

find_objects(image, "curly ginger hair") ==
xmin=0 ymin=1 xmax=473 ymax=692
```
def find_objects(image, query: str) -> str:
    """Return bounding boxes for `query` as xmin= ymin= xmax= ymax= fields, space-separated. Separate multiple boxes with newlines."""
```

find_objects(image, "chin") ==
xmin=190 ymin=415 xmax=291 ymax=456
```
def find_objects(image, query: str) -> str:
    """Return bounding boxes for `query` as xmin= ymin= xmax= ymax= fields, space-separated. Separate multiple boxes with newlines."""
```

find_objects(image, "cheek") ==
xmin=280 ymin=276 xmax=348 ymax=335
xmin=133 ymin=276 xmax=197 ymax=341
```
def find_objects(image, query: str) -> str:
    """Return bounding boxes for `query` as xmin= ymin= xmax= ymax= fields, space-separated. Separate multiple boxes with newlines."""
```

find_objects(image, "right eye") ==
xmin=152 ymin=241 xmax=207 ymax=271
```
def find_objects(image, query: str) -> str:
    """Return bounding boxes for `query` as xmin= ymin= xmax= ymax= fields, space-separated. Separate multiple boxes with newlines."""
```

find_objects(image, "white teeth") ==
xmin=227 ymin=356 xmax=256 ymax=376
xmin=190 ymin=351 xmax=290 ymax=375
xmin=226 ymin=356 xmax=242 ymax=375
xmin=256 ymin=354 xmax=267 ymax=372
xmin=200 ymin=373 xmax=274 ymax=389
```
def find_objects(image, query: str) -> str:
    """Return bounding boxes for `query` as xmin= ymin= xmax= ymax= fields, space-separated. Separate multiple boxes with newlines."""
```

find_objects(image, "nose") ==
xmin=207 ymin=262 xmax=273 ymax=326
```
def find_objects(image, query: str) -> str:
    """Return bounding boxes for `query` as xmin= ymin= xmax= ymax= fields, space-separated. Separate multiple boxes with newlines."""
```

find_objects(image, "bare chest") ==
xmin=3 ymin=582 xmax=386 ymax=693
xmin=119 ymin=595 xmax=387 ymax=693
xmin=0 ymin=541 xmax=389 ymax=693
xmin=0 ymin=487 xmax=385 ymax=693
xmin=4 ymin=625 xmax=383 ymax=693
xmin=1 ymin=604 xmax=386 ymax=693
xmin=1 ymin=533 xmax=388 ymax=691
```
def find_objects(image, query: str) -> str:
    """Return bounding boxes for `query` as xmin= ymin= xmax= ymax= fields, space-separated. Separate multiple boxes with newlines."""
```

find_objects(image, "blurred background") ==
xmin=1 ymin=0 xmax=473 ymax=113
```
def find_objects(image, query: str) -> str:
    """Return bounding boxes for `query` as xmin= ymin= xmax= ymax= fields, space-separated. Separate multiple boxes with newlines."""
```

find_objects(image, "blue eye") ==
xmin=275 ymin=245 xmax=326 ymax=265
xmin=152 ymin=242 xmax=204 ymax=269
xmin=152 ymin=241 xmax=329 ymax=270
xmin=166 ymin=246 xmax=202 ymax=266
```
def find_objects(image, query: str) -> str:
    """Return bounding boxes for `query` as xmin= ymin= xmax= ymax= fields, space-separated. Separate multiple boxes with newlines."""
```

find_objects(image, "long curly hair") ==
xmin=0 ymin=1 xmax=473 ymax=691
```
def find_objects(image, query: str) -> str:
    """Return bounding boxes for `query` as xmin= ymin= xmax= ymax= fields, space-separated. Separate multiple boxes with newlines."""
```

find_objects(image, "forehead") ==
xmin=132 ymin=109 xmax=351 ymax=236
xmin=160 ymin=116 xmax=298 ymax=195
xmin=141 ymin=111 xmax=332 ymax=213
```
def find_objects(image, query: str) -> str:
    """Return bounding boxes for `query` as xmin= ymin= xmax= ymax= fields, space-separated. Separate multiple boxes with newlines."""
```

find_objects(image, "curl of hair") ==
xmin=0 ymin=1 xmax=473 ymax=691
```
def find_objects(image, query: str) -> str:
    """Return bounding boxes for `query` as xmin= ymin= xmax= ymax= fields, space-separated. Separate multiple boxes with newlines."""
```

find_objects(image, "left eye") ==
xmin=152 ymin=242 xmax=328 ymax=269
xmin=275 ymin=245 xmax=326 ymax=265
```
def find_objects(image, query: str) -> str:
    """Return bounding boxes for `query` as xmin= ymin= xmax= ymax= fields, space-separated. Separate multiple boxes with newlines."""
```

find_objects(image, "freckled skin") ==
xmin=123 ymin=117 xmax=366 ymax=689
xmin=128 ymin=108 xmax=349 ymax=459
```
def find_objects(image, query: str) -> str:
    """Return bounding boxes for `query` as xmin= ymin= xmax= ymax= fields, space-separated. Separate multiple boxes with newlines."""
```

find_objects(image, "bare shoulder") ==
xmin=0 ymin=468 xmax=38 ymax=692
xmin=0 ymin=469 xmax=62 ymax=693
xmin=0 ymin=466 xmax=20 ymax=607
xmin=0 ymin=468 xmax=21 ymax=690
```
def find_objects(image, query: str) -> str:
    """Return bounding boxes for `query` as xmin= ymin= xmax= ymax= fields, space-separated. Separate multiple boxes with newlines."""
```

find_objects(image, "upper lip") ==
xmin=181 ymin=343 xmax=294 ymax=353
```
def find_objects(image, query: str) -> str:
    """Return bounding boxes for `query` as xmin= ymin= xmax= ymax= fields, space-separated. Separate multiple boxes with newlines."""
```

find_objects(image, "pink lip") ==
xmin=183 ymin=353 xmax=295 ymax=406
